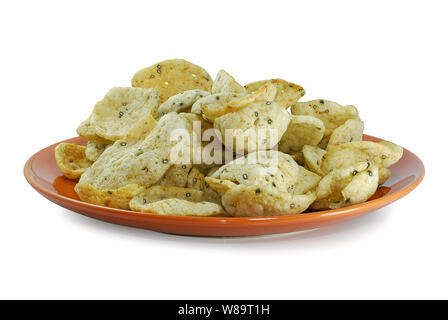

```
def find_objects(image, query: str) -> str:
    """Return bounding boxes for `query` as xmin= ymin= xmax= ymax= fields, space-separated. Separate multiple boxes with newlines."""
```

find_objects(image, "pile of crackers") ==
xmin=55 ymin=59 xmax=403 ymax=217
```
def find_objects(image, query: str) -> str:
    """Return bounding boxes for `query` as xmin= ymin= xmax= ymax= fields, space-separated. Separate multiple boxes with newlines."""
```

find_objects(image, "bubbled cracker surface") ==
xmin=322 ymin=141 xmax=403 ymax=173
xmin=214 ymin=101 xmax=290 ymax=153
xmin=74 ymin=182 xmax=144 ymax=210
xmin=212 ymin=69 xmax=246 ymax=94
xmin=201 ymin=84 xmax=277 ymax=121
xmin=130 ymin=198 xmax=227 ymax=217
xmin=328 ymin=118 xmax=364 ymax=147
xmin=77 ymin=113 xmax=194 ymax=190
xmin=210 ymin=151 xmax=301 ymax=193
xmin=131 ymin=186 xmax=204 ymax=204
xmin=88 ymin=87 xmax=160 ymax=141
xmin=55 ymin=143 xmax=93 ymax=179
xmin=159 ymin=164 xmax=192 ymax=187
xmin=132 ymin=59 xmax=213 ymax=103
xmin=157 ymin=89 xmax=210 ymax=119
xmin=191 ymin=92 xmax=245 ymax=117
xmin=291 ymin=99 xmax=359 ymax=137
xmin=221 ymin=185 xmax=316 ymax=217
xmin=245 ymin=78 xmax=305 ymax=108
xmin=85 ymin=141 xmax=110 ymax=162
xmin=311 ymin=161 xmax=378 ymax=209
xmin=278 ymin=115 xmax=324 ymax=154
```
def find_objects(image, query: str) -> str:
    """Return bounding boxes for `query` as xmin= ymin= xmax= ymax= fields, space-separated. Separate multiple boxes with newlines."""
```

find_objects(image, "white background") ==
xmin=1 ymin=0 xmax=447 ymax=299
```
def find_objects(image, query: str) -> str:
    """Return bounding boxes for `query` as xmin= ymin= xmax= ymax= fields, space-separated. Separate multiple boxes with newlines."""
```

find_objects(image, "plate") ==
xmin=24 ymin=135 xmax=424 ymax=237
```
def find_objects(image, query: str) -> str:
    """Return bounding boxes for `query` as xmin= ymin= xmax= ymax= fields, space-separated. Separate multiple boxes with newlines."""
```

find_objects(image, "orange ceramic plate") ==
xmin=24 ymin=135 xmax=424 ymax=237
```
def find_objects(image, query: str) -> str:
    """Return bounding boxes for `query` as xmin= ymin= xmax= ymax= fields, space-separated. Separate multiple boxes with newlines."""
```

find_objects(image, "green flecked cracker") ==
xmin=311 ymin=161 xmax=379 ymax=210
xmin=129 ymin=186 xmax=227 ymax=216
xmin=212 ymin=69 xmax=246 ymax=94
xmin=55 ymin=143 xmax=92 ymax=180
xmin=278 ymin=115 xmax=324 ymax=154
xmin=221 ymin=185 xmax=316 ymax=217
xmin=322 ymin=141 xmax=403 ymax=174
xmin=291 ymin=99 xmax=359 ymax=137
xmin=77 ymin=87 xmax=160 ymax=142
xmin=132 ymin=59 xmax=212 ymax=102
xmin=214 ymin=101 xmax=290 ymax=153
xmin=85 ymin=141 xmax=110 ymax=162
xmin=75 ymin=113 xmax=199 ymax=208
xmin=245 ymin=78 xmax=305 ymax=108
xmin=328 ymin=118 xmax=364 ymax=147
xmin=156 ymin=89 xmax=210 ymax=119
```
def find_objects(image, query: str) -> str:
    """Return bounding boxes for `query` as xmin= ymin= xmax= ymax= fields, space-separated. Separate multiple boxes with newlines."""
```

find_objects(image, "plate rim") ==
xmin=24 ymin=134 xmax=425 ymax=227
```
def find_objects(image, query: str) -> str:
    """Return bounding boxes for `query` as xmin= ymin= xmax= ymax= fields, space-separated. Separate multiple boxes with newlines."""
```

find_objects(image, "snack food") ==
xmin=156 ymin=89 xmax=210 ymax=119
xmin=328 ymin=118 xmax=364 ymax=147
xmin=55 ymin=143 xmax=92 ymax=179
xmin=129 ymin=186 xmax=227 ymax=216
xmin=311 ymin=161 xmax=379 ymax=210
xmin=200 ymin=83 xmax=277 ymax=121
xmin=85 ymin=141 xmax=110 ymax=162
xmin=209 ymin=150 xmax=311 ymax=192
xmin=244 ymin=78 xmax=305 ymax=108
xmin=213 ymin=101 xmax=290 ymax=153
xmin=77 ymin=87 xmax=160 ymax=142
xmin=54 ymin=59 xmax=404 ymax=216
xmin=321 ymin=140 xmax=403 ymax=174
xmin=278 ymin=115 xmax=325 ymax=154
xmin=75 ymin=113 xmax=197 ymax=209
xmin=291 ymin=99 xmax=359 ymax=138
xmin=302 ymin=145 xmax=327 ymax=176
xmin=221 ymin=185 xmax=316 ymax=217
xmin=132 ymin=59 xmax=213 ymax=102
xmin=212 ymin=69 xmax=246 ymax=94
